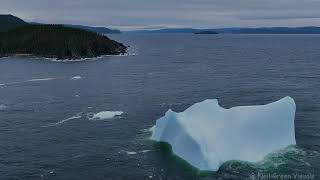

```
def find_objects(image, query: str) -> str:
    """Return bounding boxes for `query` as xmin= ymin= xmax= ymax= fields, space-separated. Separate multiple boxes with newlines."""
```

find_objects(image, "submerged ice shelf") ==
xmin=151 ymin=96 xmax=296 ymax=171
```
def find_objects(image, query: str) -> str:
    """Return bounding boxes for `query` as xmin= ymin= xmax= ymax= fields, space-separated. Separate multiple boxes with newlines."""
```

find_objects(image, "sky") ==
xmin=1 ymin=0 xmax=320 ymax=30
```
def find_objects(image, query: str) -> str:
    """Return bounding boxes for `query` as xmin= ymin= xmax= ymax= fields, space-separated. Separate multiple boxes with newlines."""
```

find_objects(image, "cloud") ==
xmin=1 ymin=0 xmax=320 ymax=30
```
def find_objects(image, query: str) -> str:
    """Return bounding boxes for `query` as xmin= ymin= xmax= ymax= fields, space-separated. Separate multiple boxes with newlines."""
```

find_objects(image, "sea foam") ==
xmin=43 ymin=113 xmax=82 ymax=127
xmin=70 ymin=76 xmax=83 ymax=80
xmin=27 ymin=78 xmax=55 ymax=82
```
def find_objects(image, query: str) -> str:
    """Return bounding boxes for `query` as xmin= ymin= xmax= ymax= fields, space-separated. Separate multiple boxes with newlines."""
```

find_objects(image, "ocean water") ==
xmin=0 ymin=34 xmax=319 ymax=180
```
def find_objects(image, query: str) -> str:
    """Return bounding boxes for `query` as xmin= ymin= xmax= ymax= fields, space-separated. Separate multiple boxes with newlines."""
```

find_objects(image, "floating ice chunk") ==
xmin=88 ymin=111 xmax=123 ymax=120
xmin=151 ymin=96 xmax=296 ymax=171
xmin=70 ymin=76 xmax=82 ymax=80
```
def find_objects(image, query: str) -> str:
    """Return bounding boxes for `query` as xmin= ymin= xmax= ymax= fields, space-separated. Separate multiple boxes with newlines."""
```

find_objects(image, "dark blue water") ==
xmin=0 ymin=34 xmax=319 ymax=180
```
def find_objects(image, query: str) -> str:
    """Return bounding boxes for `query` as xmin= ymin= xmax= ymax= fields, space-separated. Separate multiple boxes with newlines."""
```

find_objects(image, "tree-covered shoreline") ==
xmin=0 ymin=24 xmax=127 ymax=60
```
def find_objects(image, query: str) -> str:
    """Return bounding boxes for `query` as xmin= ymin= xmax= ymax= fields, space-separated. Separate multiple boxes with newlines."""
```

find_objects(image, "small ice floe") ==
xmin=87 ymin=111 xmax=123 ymax=120
xmin=70 ymin=76 xmax=83 ymax=80
xmin=0 ymin=104 xmax=7 ymax=111
xmin=43 ymin=113 xmax=82 ymax=127
xmin=27 ymin=78 xmax=55 ymax=82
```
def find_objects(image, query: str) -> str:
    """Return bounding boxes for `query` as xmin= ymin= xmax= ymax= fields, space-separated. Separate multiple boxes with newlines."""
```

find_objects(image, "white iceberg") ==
xmin=151 ymin=96 xmax=296 ymax=171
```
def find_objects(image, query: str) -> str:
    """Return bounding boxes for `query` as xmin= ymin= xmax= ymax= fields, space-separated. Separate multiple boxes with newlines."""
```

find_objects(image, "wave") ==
xmin=43 ymin=112 xmax=82 ymax=127
xmin=87 ymin=111 xmax=123 ymax=120
xmin=0 ymin=81 xmax=20 ymax=86
xmin=255 ymin=145 xmax=311 ymax=168
xmin=0 ymin=75 xmax=82 ymax=88
xmin=126 ymin=45 xmax=138 ymax=56
xmin=220 ymin=145 xmax=314 ymax=175
xmin=50 ymin=51 xmax=136 ymax=62
xmin=1 ymin=46 xmax=137 ymax=63
xmin=0 ymin=77 xmax=56 ymax=87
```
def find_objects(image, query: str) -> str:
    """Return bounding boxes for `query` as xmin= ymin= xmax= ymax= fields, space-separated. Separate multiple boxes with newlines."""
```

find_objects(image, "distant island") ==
xmin=194 ymin=31 xmax=219 ymax=34
xmin=0 ymin=15 xmax=126 ymax=60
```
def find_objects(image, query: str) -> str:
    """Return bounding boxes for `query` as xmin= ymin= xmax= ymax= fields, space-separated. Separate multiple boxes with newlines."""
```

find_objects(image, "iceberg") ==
xmin=151 ymin=96 xmax=296 ymax=171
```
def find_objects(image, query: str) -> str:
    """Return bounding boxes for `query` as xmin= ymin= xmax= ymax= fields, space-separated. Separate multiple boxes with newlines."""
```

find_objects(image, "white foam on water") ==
xmin=1 ymin=47 xmax=137 ymax=63
xmin=43 ymin=113 xmax=82 ymax=127
xmin=126 ymin=45 xmax=138 ymax=56
xmin=121 ymin=149 xmax=153 ymax=156
xmin=88 ymin=111 xmax=123 ymax=120
xmin=140 ymin=150 xmax=152 ymax=153
xmin=0 ymin=78 xmax=57 ymax=87
xmin=27 ymin=78 xmax=55 ymax=82
xmin=0 ymin=81 xmax=20 ymax=86
xmin=125 ymin=151 xmax=138 ymax=155
xmin=50 ymin=51 xmax=135 ymax=62
xmin=70 ymin=76 xmax=83 ymax=80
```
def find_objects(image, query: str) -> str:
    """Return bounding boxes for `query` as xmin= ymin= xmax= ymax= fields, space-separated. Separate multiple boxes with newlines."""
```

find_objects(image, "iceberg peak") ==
xmin=151 ymin=96 xmax=296 ymax=171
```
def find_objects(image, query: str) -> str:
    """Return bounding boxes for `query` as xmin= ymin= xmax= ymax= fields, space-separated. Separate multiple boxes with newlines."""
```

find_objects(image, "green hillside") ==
xmin=0 ymin=14 xmax=27 ymax=32
xmin=0 ymin=24 xmax=127 ymax=59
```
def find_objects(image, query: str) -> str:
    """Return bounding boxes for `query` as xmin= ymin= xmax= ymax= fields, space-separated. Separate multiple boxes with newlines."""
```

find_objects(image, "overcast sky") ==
xmin=1 ymin=0 xmax=320 ymax=30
